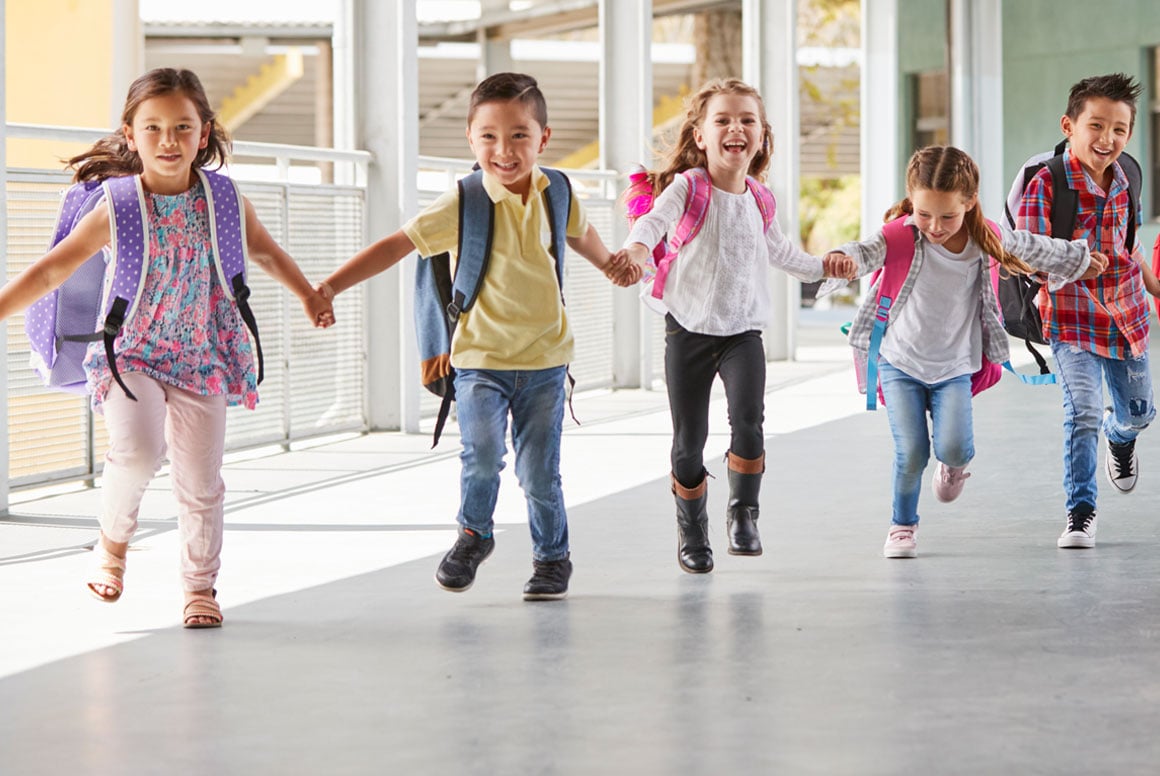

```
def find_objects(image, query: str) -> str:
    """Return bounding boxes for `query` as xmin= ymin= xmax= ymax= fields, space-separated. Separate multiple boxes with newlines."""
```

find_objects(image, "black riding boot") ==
xmin=726 ymin=451 xmax=764 ymax=556
xmin=673 ymin=473 xmax=713 ymax=573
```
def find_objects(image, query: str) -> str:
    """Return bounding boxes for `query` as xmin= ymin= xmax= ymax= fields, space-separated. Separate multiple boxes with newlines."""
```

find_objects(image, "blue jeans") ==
xmin=878 ymin=360 xmax=975 ymax=526
xmin=452 ymin=366 xmax=569 ymax=561
xmin=1050 ymin=342 xmax=1154 ymax=512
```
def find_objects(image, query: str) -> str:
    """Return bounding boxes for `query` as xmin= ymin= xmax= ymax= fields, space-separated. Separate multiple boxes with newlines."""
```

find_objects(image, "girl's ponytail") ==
xmin=964 ymin=206 xmax=1033 ymax=276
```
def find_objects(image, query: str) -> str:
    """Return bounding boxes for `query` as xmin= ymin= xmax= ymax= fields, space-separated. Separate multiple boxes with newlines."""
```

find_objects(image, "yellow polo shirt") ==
xmin=403 ymin=166 xmax=588 ymax=370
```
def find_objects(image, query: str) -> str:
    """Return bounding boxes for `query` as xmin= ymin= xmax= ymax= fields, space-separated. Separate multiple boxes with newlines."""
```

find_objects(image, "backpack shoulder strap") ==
xmin=745 ymin=176 xmax=777 ymax=232
xmin=1118 ymin=152 xmax=1142 ymax=252
xmin=671 ymin=167 xmax=712 ymax=251
xmin=448 ymin=169 xmax=495 ymax=317
xmin=1045 ymin=152 xmax=1078 ymax=241
xmin=98 ymin=175 xmax=150 ymax=400
xmin=540 ymin=166 xmax=571 ymax=289
xmin=878 ymin=216 xmax=917 ymax=301
xmin=864 ymin=216 xmax=916 ymax=411
xmin=198 ymin=168 xmax=264 ymax=384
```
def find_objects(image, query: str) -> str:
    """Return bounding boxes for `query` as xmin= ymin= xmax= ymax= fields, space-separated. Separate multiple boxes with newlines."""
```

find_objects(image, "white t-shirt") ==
xmin=880 ymin=238 xmax=983 ymax=383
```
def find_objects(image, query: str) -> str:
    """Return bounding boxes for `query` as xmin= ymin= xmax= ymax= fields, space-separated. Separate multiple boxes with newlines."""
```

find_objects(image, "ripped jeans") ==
xmin=1051 ymin=342 xmax=1155 ymax=512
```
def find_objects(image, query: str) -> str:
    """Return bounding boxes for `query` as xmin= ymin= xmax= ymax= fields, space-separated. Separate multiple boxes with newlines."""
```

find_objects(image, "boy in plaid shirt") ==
xmin=1017 ymin=73 xmax=1154 ymax=549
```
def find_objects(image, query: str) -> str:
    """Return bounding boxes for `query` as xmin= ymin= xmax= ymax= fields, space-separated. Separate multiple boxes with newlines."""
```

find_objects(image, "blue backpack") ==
xmin=24 ymin=169 xmax=263 ymax=400
xmin=413 ymin=166 xmax=572 ymax=446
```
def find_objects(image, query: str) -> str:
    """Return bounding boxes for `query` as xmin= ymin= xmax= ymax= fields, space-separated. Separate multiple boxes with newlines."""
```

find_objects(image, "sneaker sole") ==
xmin=1057 ymin=536 xmax=1095 ymax=549
xmin=523 ymin=591 xmax=568 ymax=601
xmin=883 ymin=546 xmax=917 ymax=558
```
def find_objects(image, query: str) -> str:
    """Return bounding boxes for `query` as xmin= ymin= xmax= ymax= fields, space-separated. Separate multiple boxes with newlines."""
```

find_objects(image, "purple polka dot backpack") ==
xmin=24 ymin=170 xmax=263 ymax=400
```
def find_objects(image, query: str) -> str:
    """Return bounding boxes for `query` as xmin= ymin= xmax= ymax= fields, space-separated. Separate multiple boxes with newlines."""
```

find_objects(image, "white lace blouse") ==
xmin=625 ymin=174 xmax=825 ymax=336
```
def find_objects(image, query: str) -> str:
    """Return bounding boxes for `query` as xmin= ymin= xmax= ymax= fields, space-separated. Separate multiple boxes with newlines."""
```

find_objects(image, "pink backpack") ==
xmin=625 ymin=165 xmax=776 ymax=313
xmin=857 ymin=216 xmax=1053 ymax=411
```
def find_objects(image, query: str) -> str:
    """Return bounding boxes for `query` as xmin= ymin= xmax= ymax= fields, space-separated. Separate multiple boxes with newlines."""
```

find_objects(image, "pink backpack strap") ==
xmin=651 ymin=167 xmax=712 ymax=300
xmin=746 ymin=177 xmax=777 ymax=232
xmin=984 ymin=218 xmax=1001 ymax=297
xmin=878 ymin=216 xmax=917 ymax=300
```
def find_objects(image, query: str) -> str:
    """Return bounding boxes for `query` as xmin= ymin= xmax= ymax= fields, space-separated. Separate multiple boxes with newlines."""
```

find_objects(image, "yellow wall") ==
xmin=6 ymin=0 xmax=117 ymax=167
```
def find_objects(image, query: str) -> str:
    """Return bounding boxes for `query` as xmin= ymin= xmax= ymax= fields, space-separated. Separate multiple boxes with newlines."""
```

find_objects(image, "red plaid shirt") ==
xmin=1017 ymin=149 xmax=1148 ymax=358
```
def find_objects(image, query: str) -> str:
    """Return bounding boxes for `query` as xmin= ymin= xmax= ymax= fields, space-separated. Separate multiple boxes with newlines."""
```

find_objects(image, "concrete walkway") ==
xmin=3 ymin=310 xmax=1160 ymax=775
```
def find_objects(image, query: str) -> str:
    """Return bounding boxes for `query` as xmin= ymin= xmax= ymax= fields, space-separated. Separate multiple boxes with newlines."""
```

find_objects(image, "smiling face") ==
xmin=909 ymin=187 xmax=977 ymax=253
xmin=693 ymin=92 xmax=763 ymax=185
xmin=466 ymin=98 xmax=550 ymax=198
xmin=123 ymin=91 xmax=210 ymax=194
xmin=1062 ymin=96 xmax=1133 ymax=190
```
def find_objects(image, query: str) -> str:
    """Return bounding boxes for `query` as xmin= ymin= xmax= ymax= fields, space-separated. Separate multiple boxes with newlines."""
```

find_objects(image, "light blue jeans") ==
xmin=878 ymin=360 xmax=975 ymax=526
xmin=1050 ymin=342 xmax=1154 ymax=512
xmin=452 ymin=366 xmax=569 ymax=561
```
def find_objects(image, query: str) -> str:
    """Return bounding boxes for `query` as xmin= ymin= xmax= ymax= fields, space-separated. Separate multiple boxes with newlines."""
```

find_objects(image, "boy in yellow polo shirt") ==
xmin=319 ymin=72 xmax=637 ymax=600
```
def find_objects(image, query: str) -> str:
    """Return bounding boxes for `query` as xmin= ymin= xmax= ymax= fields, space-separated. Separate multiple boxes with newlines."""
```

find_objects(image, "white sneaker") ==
xmin=1057 ymin=507 xmax=1097 ymax=549
xmin=884 ymin=524 xmax=917 ymax=558
xmin=1105 ymin=438 xmax=1139 ymax=494
xmin=932 ymin=462 xmax=971 ymax=503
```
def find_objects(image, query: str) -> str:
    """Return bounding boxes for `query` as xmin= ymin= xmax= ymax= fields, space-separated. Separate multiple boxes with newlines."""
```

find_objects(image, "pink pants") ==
xmin=99 ymin=373 xmax=227 ymax=592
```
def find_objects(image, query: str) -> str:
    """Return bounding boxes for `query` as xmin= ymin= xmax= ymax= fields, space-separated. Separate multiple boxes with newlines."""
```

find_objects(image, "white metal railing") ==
xmin=4 ymin=124 xmax=371 ymax=490
xmin=2 ymin=124 xmax=651 ymax=491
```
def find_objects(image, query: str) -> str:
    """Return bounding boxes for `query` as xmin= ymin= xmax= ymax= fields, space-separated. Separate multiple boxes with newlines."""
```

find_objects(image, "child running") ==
xmin=1017 ymin=73 xmax=1154 ymax=549
xmin=317 ymin=72 xmax=636 ymax=600
xmin=834 ymin=145 xmax=1107 ymax=558
xmin=0 ymin=68 xmax=334 ymax=626
xmin=619 ymin=78 xmax=853 ymax=573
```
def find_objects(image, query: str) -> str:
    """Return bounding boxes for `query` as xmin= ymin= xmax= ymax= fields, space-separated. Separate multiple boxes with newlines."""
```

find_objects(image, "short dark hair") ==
xmin=1066 ymin=72 xmax=1145 ymax=129
xmin=467 ymin=72 xmax=548 ymax=128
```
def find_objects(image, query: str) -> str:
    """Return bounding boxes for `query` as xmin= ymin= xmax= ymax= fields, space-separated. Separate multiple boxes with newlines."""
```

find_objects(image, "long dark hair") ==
xmin=68 ymin=68 xmax=231 ymax=182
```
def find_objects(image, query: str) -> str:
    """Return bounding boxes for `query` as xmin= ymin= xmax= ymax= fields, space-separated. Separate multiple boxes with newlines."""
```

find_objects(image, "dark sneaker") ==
xmin=522 ymin=555 xmax=572 ymax=601
xmin=1105 ymin=438 xmax=1139 ymax=494
xmin=435 ymin=528 xmax=495 ymax=592
xmin=1057 ymin=505 xmax=1097 ymax=549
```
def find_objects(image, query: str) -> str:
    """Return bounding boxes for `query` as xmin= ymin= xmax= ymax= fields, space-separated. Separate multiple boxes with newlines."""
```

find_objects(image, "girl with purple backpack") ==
xmin=0 ymin=68 xmax=333 ymax=626
xmin=618 ymin=78 xmax=854 ymax=573
xmin=832 ymin=145 xmax=1107 ymax=559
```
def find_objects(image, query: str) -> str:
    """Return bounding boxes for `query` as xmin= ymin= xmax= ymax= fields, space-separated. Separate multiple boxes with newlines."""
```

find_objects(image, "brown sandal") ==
xmin=183 ymin=589 xmax=223 ymax=629
xmin=86 ymin=544 xmax=126 ymax=603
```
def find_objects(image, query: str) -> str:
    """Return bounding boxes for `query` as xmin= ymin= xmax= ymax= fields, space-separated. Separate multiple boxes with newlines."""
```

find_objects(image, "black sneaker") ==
xmin=435 ymin=528 xmax=495 ymax=592
xmin=1105 ymin=438 xmax=1139 ymax=493
xmin=1057 ymin=504 xmax=1097 ymax=549
xmin=522 ymin=555 xmax=572 ymax=601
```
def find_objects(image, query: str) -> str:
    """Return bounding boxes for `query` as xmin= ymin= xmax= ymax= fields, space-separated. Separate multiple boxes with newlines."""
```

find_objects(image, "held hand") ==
xmin=823 ymin=251 xmax=857 ymax=280
xmin=1078 ymin=251 xmax=1109 ymax=280
xmin=604 ymin=249 xmax=644 ymax=287
xmin=306 ymin=282 xmax=336 ymax=328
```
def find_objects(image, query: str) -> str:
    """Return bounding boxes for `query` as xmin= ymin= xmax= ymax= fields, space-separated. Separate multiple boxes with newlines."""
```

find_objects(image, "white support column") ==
xmin=861 ymin=0 xmax=899 ymax=239
xmin=476 ymin=29 xmax=514 ymax=81
xmin=347 ymin=0 xmax=419 ymax=431
xmin=744 ymin=0 xmax=798 ymax=361
xmin=949 ymin=0 xmax=1004 ymax=215
xmin=599 ymin=0 xmax=652 ymax=389
xmin=0 ymin=1 xmax=9 ymax=513
xmin=111 ymin=0 xmax=143 ymax=128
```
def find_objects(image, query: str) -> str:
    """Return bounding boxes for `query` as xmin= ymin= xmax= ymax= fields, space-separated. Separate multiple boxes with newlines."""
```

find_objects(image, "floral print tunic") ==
xmin=84 ymin=180 xmax=258 ymax=410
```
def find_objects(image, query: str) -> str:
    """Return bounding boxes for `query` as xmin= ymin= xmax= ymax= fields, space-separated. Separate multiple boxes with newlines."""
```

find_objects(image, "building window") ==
xmin=913 ymin=70 xmax=948 ymax=150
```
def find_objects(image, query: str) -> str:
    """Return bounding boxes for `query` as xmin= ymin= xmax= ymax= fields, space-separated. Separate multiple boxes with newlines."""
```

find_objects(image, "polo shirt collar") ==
xmin=481 ymin=164 xmax=548 ymax=203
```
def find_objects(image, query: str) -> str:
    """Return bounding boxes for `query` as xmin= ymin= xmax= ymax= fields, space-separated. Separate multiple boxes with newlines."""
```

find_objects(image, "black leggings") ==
xmin=664 ymin=314 xmax=766 ymax=488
